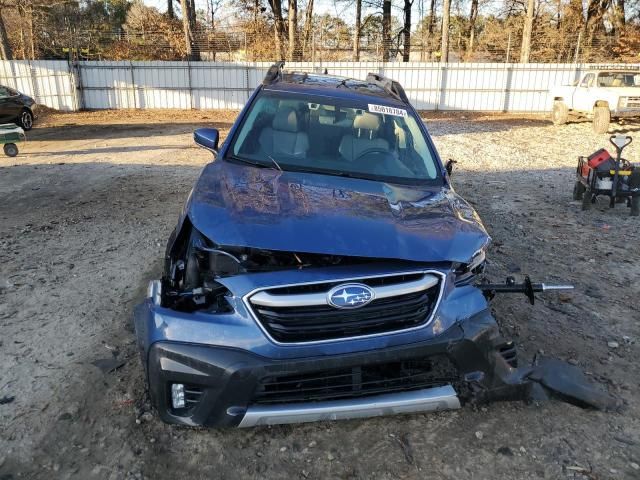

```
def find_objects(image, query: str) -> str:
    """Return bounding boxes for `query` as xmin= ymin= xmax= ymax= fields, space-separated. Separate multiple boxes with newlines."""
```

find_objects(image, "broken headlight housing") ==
xmin=454 ymin=247 xmax=487 ymax=285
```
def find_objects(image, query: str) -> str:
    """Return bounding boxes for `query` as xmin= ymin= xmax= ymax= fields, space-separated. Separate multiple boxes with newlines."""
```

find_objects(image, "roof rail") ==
xmin=588 ymin=65 xmax=640 ymax=71
xmin=366 ymin=73 xmax=409 ymax=103
xmin=263 ymin=61 xmax=285 ymax=85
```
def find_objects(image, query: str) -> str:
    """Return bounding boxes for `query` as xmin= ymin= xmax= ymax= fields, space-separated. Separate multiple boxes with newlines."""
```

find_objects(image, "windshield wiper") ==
xmin=267 ymin=155 xmax=283 ymax=171
xmin=227 ymin=155 xmax=279 ymax=170
xmin=285 ymin=165 xmax=376 ymax=180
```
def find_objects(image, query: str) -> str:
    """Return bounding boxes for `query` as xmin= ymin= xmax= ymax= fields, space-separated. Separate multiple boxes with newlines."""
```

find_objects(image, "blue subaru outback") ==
xmin=133 ymin=65 xmax=592 ymax=427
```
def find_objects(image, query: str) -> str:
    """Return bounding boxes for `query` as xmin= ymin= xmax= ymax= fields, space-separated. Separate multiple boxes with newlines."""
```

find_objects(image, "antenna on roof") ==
xmin=263 ymin=61 xmax=285 ymax=85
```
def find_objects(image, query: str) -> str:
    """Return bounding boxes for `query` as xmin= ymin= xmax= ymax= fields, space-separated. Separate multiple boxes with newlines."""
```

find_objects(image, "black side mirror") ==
xmin=445 ymin=159 xmax=457 ymax=176
xmin=194 ymin=128 xmax=219 ymax=153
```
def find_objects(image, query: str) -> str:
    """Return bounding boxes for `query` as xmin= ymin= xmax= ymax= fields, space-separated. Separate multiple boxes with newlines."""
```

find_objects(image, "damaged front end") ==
xmin=134 ymin=217 xmax=616 ymax=428
xmin=159 ymin=219 xmax=374 ymax=314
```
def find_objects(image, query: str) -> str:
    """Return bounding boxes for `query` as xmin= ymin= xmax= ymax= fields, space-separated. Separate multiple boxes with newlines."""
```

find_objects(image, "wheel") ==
xmin=552 ymin=101 xmax=568 ymax=125
xmin=592 ymin=106 xmax=610 ymax=134
xmin=18 ymin=109 xmax=33 ymax=131
xmin=572 ymin=181 xmax=585 ymax=200
xmin=581 ymin=188 xmax=592 ymax=210
xmin=630 ymin=169 xmax=640 ymax=216
xmin=3 ymin=143 xmax=18 ymax=157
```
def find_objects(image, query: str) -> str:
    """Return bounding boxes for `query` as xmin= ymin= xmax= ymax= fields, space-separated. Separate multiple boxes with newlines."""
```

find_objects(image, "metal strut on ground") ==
xmin=478 ymin=275 xmax=574 ymax=305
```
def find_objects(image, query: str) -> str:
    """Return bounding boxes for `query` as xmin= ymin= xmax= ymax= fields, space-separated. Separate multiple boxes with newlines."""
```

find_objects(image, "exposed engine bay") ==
xmin=162 ymin=222 xmax=381 ymax=312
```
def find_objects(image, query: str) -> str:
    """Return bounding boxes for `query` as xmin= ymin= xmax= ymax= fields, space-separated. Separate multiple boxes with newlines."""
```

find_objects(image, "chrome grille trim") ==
xmin=250 ymin=273 xmax=439 ymax=308
xmin=242 ymin=269 xmax=446 ymax=346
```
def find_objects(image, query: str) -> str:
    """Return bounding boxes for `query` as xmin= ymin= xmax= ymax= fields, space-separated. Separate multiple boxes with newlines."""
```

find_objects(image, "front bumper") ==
xmin=147 ymin=310 xmax=522 ymax=427
xmin=612 ymin=109 xmax=640 ymax=118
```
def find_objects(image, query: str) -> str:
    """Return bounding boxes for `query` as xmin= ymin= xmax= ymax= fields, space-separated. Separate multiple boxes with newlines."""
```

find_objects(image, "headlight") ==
xmin=618 ymin=97 xmax=627 ymax=109
xmin=454 ymin=247 xmax=487 ymax=285
xmin=467 ymin=248 xmax=486 ymax=273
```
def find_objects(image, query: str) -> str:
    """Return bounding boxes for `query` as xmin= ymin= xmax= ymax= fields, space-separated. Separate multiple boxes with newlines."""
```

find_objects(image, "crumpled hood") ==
xmin=187 ymin=161 xmax=490 ymax=263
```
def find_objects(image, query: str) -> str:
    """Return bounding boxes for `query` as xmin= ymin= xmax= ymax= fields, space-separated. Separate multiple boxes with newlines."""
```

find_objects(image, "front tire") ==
xmin=552 ymin=101 xmax=569 ymax=125
xmin=3 ymin=143 xmax=18 ymax=157
xmin=592 ymin=106 xmax=610 ymax=134
xmin=582 ymin=188 xmax=593 ymax=210
xmin=18 ymin=109 xmax=33 ymax=131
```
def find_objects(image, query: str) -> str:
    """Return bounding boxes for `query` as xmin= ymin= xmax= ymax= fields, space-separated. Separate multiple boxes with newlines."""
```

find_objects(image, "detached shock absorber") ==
xmin=478 ymin=276 xmax=574 ymax=305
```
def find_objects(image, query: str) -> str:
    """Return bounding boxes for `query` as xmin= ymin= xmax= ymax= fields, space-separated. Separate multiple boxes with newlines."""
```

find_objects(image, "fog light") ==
xmin=171 ymin=383 xmax=185 ymax=409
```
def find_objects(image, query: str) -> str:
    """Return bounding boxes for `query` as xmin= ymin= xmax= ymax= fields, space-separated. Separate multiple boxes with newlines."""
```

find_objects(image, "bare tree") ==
xmin=353 ymin=0 xmax=362 ymax=60
xmin=520 ymin=0 xmax=535 ymax=62
xmin=180 ymin=0 xmax=200 ymax=60
xmin=428 ymin=0 xmax=436 ymax=34
xmin=267 ymin=0 xmax=286 ymax=60
xmin=612 ymin=0 xmax=625 ymax=35
xmin=301 ymin=0 xmax=314 ymax=57
xmin=467 ymin=0 xmax=478 ymax=59
xmin=441 ymin=0 xmax=450 ymax=61
xmin=168 ymin=0 xmax=175 ymax=18
xmin=402 ymin=0 xmax=414 ymax=61
xmin=382 ymin=0 xmax=391 ymax=61
xmin=288 ymin=0 xmax=298 ymax=60
xmin=0 ymin=7 xmax=13 ymax=60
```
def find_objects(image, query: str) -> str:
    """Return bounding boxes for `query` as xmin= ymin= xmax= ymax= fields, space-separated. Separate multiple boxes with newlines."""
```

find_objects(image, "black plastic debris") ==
xmin=526 ymin=357 xmax=619 ymax=411
xmin=91 ymin=358 xmax=126 ymax=374
xmin=0 ymin=395 xmax=15 ymax=405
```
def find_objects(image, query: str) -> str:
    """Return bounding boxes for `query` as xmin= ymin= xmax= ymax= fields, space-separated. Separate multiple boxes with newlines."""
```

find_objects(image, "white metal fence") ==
xmin=1 ymin=60 xmax=637 ymax=113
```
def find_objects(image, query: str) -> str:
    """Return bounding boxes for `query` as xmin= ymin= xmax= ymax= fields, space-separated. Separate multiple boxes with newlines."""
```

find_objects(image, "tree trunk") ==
xmin=168 ymin=0 xmax=174 ymax=18
xmin=467 ymin=0 xmax=478 ymax=60
xmin=0 ymin=11 xmax=12 ymax=60
xmin=288 ymin=0 xmax=298 ymax=61
xmin=402 ymin=0 xmax=413 ymax=62
xmin=519 ymin=0 xmax=535 ymax=63
xmin=302 ymin=0 xmax=313 ymax=58
xmin=268 ymin=0 xmax=286 ymax=60
xmin=353 ymin=0 xmax=361 ymax=61
xmin=440 ymin=0 xmax=450 ymax=62
xmin=382 ymin=0 xmax=391 ymax=61
xmin=428 ymin=0 xmax=436 ymax=34
xmin=612 ymin=0 xmax=625 ymax=36
xmin=28 ymin=5 xmax=35 ymax=59
xmin=180 ymin=0 xmax=200 ymax=60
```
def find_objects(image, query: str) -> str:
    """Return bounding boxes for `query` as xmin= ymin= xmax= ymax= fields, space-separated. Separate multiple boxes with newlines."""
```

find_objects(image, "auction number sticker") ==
xmin=368 ymin=104 xmax=408 ymax=117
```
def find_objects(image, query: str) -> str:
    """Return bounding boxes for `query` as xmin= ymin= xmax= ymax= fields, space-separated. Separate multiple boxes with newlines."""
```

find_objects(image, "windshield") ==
xmin=597 ymin=72 xmax=640 ymax=88
xmin=228 ymin=92 xmax=440 ymax=184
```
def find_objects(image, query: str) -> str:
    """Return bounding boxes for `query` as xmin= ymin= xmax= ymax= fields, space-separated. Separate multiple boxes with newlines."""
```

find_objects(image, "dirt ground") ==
xmin=1 ymin=109 xmax=639 ymax=480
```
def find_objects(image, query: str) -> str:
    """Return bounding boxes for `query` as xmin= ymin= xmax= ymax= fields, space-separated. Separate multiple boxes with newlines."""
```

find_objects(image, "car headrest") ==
xmin=272 ymin=108 xmax=300 ymax=133
xmin=353 ymin=112 xmax=380 ymax=131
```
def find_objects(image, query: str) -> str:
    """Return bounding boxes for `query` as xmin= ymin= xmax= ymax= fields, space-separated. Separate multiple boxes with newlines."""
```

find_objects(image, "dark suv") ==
xmin=133 ymin=66 xmax=530 ymax=427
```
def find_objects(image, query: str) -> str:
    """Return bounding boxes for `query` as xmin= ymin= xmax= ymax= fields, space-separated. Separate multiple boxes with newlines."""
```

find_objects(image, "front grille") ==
xmin=248 ymin=272 xmax=443 ymax=343
xmin=625 ymin=96 xmax=640 ymax=108
xmin=253 ymin=355 xmax=459 ymax=404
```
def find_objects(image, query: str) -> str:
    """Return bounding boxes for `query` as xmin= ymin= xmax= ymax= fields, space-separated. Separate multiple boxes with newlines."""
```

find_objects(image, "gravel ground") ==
xmin=1 ymin=110 xmax=639 ymax=480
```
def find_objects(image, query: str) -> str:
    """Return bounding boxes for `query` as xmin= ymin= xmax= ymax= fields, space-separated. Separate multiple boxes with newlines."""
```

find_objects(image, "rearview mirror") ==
xmin=194 ymin=128 xmax=219 ymax=153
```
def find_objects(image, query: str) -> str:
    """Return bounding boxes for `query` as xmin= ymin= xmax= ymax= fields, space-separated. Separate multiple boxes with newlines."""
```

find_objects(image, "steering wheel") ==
xmin=353 ymin=147 xmax=391 ymax=163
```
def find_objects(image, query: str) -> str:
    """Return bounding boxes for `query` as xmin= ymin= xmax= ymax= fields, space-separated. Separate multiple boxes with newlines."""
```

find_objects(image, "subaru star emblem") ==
xmin=327 ymin=283 xmax=375 ymax=309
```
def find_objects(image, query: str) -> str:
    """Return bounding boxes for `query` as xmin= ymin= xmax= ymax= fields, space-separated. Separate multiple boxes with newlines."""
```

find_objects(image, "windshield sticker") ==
xmin=368 ymin=104 xmax=408 ymax=117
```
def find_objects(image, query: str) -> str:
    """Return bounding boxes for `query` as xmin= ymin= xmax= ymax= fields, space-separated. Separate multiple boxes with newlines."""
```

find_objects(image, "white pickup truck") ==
xmin=550 ymin=68 xmax=640 ymax=134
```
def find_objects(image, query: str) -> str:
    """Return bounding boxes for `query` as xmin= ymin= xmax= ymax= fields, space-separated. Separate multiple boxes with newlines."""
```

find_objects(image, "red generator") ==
xmin=574 ymin=135 xmax=640 ymax=216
